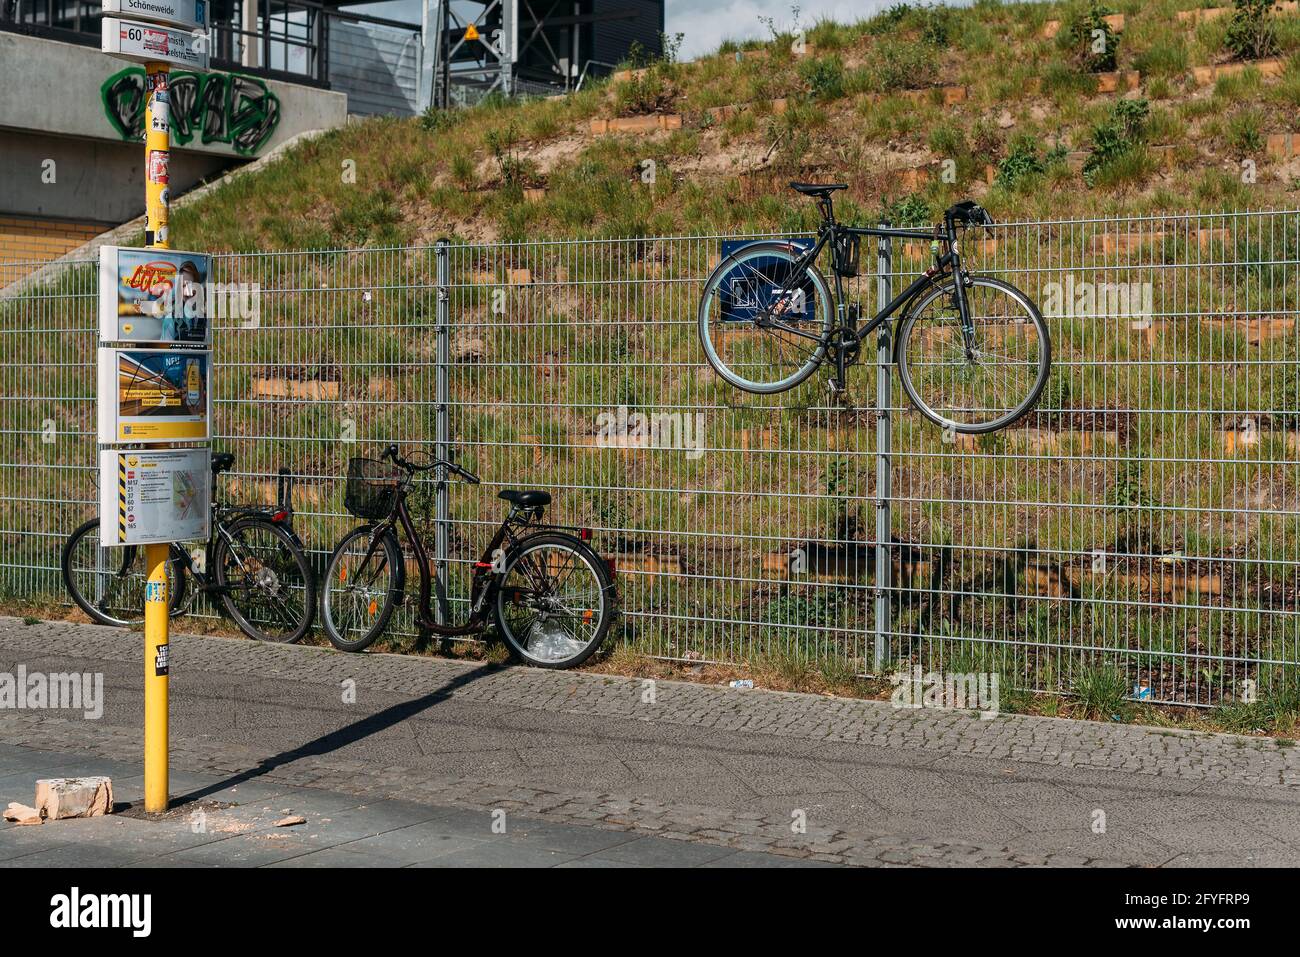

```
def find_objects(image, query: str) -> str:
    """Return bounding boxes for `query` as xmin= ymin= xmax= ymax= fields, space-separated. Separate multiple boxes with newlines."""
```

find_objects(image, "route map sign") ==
xmin=99 ymin=448 xmax=211 ymax=545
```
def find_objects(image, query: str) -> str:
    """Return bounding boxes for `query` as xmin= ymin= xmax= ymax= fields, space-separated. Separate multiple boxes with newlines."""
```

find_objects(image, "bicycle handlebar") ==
xmin=381 ymin=444 xmax=481 ymax=484
xmin=945 ymin=200 xmax=995 ymax=229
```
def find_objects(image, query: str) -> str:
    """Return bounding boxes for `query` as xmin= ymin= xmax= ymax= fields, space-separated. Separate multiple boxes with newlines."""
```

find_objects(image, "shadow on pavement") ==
xmin=171 ymin=661 xmax=500 ymax=807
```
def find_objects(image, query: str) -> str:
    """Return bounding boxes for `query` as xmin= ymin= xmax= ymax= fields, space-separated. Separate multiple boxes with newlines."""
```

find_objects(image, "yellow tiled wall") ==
xmin=0 ymin=215 xmax=107 ymax=286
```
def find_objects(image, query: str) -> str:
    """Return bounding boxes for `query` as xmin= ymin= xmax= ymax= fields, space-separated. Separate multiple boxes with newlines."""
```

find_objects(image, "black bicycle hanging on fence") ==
xmin=698 ymin=184 xmax=1052 ymax=434
xmin=61 ymin=453 xmax=317 ymax=642
xmin=319 ymin=445 xmax=617 ymax=669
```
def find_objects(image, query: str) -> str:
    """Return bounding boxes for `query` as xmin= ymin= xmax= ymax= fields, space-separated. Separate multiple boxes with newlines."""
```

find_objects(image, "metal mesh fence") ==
xmin=1 ymin=208 xmax=1297 ymax=705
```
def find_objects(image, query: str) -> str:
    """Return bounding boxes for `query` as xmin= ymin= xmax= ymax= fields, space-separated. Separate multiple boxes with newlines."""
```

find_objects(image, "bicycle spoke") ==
xmin=903 ymin=280 xmax=1046 ymax=430
xmin=702 ymin=245 xmax=830 ymax=392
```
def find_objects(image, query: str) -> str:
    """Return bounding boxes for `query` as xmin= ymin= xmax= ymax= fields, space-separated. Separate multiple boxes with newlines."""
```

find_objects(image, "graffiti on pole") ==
xmin=102 ymin=67 xmax=281 ymax=156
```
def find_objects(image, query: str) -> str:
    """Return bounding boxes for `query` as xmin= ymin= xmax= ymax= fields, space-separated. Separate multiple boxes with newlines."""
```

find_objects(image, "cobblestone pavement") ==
xmin=2 ymin=617 xmax=1299 ymax=867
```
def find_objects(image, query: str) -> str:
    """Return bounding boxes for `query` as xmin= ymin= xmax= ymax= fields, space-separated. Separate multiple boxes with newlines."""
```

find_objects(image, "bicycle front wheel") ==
xmin=493 ymin=533 xmax=616 ymax=669
xmin=61 ymin=519 xmax=186 ymax=627
xmin=897 ymin=275 xmax=1051 ymax=434
xmin=213 ymin=518 xmax=316 ymax=643
xmin=698 ymin=241 xmax=834 ymax=394
xmin=319 ymin=526 xmax=402 ymax=652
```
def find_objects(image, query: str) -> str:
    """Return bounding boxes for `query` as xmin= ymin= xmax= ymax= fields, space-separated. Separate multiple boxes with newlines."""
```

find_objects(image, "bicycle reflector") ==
xmin=579 ymin=528 xmax=592 ymax=541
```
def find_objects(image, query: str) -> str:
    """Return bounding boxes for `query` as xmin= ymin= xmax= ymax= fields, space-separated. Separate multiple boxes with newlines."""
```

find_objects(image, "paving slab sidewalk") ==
xmin=0 ymin=745 xmax=816 ymax=868
xmin=1 ymin=617 xmax=1299 ymax=867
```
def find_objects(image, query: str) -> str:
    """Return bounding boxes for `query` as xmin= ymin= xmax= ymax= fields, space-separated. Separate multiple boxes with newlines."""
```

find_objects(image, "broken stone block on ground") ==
xmin=34 ymin=776 xmax=113 ymax=820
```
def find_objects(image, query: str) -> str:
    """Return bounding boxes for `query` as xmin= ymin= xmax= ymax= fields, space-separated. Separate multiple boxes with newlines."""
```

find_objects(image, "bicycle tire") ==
xmin=493 ymin=532 xmax=617 ymax=669
xmin=319 ymin=525 xmax=402 ymax=652
xmin=61 ymin=519 xmax=186 ymax=627
xmin=896 ymin=275 xmax=1051 ymax=434
xmin=212 ymin=517 xmax=317 ymax=643
xmin=698 ymin=241 xmax=834 ymax=394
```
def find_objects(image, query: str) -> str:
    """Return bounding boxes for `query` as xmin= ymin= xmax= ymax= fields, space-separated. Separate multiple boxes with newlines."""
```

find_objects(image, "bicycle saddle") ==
xmin=499 ymin=489 xmax=551 ymax=508
xmin=211 ymin=452 xmax=236 ymax=474
xmin=789 ymin=182 xmax=847 ymax=197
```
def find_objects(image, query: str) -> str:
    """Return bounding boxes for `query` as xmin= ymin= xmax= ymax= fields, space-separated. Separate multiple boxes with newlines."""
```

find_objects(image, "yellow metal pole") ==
xmin=143 ymin=60 xmax=171 ymax=814
xmin=144 ymin=62 xmax=171 ymax=250
xmin=143 ymin=543 xmax=169 ymax=812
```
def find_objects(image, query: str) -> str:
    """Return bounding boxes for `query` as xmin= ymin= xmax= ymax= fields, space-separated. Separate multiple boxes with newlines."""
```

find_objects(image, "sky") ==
xmin=347 ymin=1 xmax=963 ymax=61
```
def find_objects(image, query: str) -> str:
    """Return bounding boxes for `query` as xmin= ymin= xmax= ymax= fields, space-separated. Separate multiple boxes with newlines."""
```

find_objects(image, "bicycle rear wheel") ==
xmin=212 ymin=518 xmax=316 ymax=642
xmin=897 ymin=275 xmax=1051 ymax=434
xmin=698 ymin=241 xmax=834 ymax=394
xmin=61 ymin=519 xmax=185 ymax=627
xmin=319 ymin=526 xmax=402 ymax=652
xmin=493 ymin=532 xmax=616 ymax=669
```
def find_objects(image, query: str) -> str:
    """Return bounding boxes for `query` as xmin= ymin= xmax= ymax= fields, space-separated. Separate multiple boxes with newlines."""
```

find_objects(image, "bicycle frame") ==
xmin=759 ymin=218 xmax=978 ymax=359
xmin=175 ymin=465 xmax=301 ymax=603
xmin=356 ymin=483 xmax=542 ymax=637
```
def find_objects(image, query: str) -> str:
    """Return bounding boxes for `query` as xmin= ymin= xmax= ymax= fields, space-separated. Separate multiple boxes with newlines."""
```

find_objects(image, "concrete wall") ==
xmin=0 ymin=32 xmax=348 ymax=160
xmin=1 ymin=130 xmax=230 ymax=223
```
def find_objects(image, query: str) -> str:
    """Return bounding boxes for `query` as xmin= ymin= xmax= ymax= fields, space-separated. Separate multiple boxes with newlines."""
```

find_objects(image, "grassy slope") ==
xmin=168 ymin=0 xmax=1300 ymax=252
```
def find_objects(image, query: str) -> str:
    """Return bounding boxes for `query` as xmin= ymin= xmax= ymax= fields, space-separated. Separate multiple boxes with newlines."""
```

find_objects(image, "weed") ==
xmin=996 ymin=135 xmax=1047 ymax=191
xmin=1225 ymin=0 xmax=1278 ymax=61
xmin=1083 ymin=98 xmax=1150 ymax=186
xmin=1072 ymin=664 xmax=1132 ymax=720
xmin=865 ymin=38 xmax=939 ymax=93
xmin=1059 ymin=2 xmax=1120 ymax=73
xmin=799 ymin=54 xmax=846 ymax=100
xmin=878 ymin=192 xmax=931 ymax=227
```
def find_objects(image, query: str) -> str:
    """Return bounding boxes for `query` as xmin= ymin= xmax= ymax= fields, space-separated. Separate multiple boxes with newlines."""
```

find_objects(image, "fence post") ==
xmin=873 ymin=226 xmax=893 ymax=674
xmin=434 ymin=238 xmax=451 ymax=625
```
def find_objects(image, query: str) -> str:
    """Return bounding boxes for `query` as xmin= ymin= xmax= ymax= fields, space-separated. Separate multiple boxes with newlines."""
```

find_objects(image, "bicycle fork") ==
xmin=827 ymin=301 xmax=860 ymax=400
xmin=950 ymin=262 xmax=978 ymax=357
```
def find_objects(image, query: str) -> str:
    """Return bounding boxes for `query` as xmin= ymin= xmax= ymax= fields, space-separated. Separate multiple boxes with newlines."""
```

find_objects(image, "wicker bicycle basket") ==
xmin=344 ymin=457 xmax=403 ymax=520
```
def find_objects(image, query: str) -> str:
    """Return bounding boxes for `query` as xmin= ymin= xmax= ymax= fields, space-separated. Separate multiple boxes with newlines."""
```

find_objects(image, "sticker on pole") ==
xmin=102 ymin=17 xmax=210 ymax=70
xmin=97 ymin=347 xmax=212 ymax=443
xmin=99 ymin=447 xmax=211 ymax=546
xmin=102 ymin=0 xmax=207 ymax=32
xmin=99 ymin=246 xmax=212 ymax=345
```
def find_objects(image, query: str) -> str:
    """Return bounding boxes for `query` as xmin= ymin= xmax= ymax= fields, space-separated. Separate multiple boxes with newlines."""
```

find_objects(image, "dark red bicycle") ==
xmin=319 ymin=445 xmax=617 ymax=669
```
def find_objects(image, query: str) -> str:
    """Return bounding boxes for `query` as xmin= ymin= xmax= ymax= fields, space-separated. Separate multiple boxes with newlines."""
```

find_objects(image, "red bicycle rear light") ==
xmin=579 ymin=527 xmax=591 ymax=541
xmin=271 ymin=510 xmax=289 ymax=523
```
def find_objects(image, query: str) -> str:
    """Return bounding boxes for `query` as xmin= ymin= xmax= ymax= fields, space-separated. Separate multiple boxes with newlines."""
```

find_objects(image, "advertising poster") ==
xmin=99 ymin=448 xmax=211 ymax=546
xmin=99 ymin=246 xmax=211 ymax=345
xmin=97 ymin=348 xmax=211 ymax=443
xmin=717 ymin=238 xmax=817 ymax=323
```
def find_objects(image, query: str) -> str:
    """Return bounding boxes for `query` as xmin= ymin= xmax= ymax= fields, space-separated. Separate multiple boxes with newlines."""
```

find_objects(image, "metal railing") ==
xmin=2 ymin=208 xmax=1298 ymax=706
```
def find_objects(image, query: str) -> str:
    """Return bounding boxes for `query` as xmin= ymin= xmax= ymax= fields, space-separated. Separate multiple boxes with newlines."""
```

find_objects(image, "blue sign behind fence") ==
xmin=717 ymin=239 xmax=817 ymax=323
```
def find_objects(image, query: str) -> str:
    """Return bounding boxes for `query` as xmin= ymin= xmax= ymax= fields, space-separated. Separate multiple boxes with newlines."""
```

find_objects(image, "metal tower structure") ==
xmin=420 ymin=1 xmax=664 ymax=110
